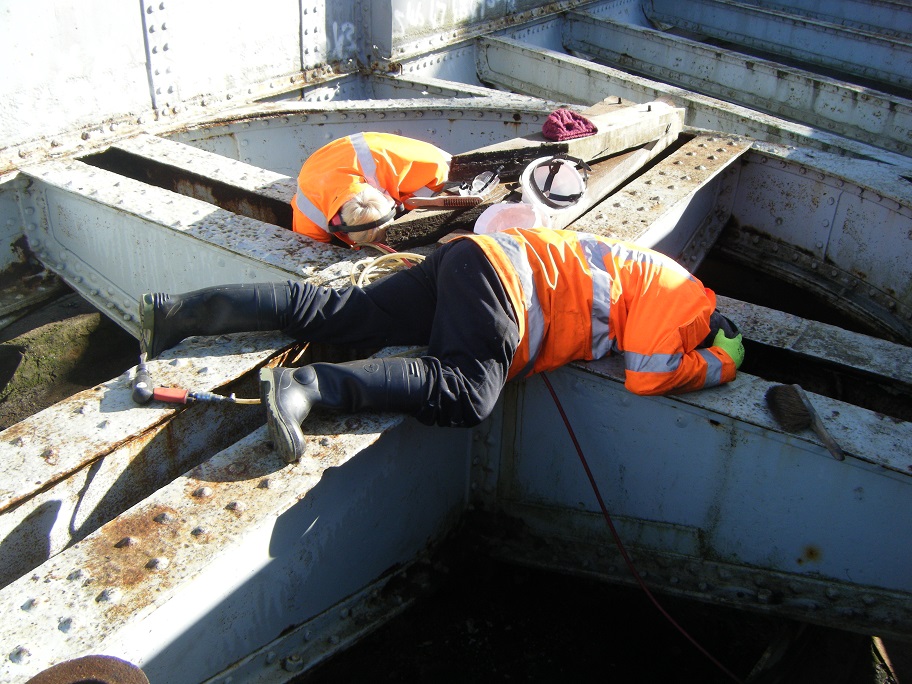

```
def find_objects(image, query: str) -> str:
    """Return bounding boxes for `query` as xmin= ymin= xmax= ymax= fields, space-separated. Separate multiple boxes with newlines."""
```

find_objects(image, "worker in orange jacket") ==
xmin=291 ymin=132 xmax=451 ymax=246
xmin=140 ymin=228 xmax=744 ymax=463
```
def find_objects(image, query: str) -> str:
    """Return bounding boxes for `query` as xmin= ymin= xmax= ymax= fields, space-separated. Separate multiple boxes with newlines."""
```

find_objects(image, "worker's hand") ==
xmin=713 ymin=328 xmax=744 ymax=369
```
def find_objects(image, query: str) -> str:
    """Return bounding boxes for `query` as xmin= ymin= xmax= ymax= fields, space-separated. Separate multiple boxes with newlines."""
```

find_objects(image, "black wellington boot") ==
xmin=140 ymin=283 xmax=291 ymax=359
xmin=259 ymin=357 xmax=429 ymax=463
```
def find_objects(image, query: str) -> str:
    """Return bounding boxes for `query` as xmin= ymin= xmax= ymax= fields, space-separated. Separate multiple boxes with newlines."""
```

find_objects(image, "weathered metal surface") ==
xmin=0 ymin=415 xmax=471 ymax=684
xmin=489 ymin=361 xmax=912 ymax=637
xmin=168 ymin=98 xmax=558 ymax=174
xmin=718 ymin=295 xmax=912 ymax=409
xmin=572 ymin=131 xmax=750 ymax=266
xmin=0 ymin=0 xmax=911 ymax=679
xmin=385 ymin=0 xmax=595 ymax=60
xmin=480 ymin=33 xmax=912 ymax=169
xmin=748 ymin=0 xmax=912 ymax=39
xmin=717 ymin=146 xmax=912 ymax=344
xmin=0 ymin=334 xmax=289 ymax=584
xmin=645 ymin=0 xmax=912 ymax=92
xmin=565 ymin=11 xmax=912 ymax=157
xmin=105 ymin=134 xmax=297 ymax=227
xmin=448 ymin=97 xmax=674 ymax=180
xmin=16 ymin=159 xmax=365 ymax=339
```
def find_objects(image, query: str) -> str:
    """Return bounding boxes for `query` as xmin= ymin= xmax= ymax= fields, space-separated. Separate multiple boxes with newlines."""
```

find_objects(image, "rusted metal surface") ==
xmin=16 ymin=158 xmax=365 ymax=339
xmin=572 ymin=131 xmax=750 ymax=266
xmin=716 ymin=145 xmax=912 ymax=344
xmin=0 ymin=333 xmax=290 ymax=589
xmin=23 ymin=655 xmax=148 ymax=684
xmin=0 ymin=1 xmax=910 ymax=679
xmin=0 ymin=413 xmax=471 ymax=683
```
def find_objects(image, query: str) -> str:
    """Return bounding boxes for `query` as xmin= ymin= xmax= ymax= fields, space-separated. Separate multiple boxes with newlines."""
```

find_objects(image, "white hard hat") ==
xmin=519 ymin=155 xmax=590 ymax=212
xmin=473 ymin=202 xmax=551 ymax=234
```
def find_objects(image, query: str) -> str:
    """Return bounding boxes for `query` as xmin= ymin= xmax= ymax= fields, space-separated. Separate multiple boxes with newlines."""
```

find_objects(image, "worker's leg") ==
xmin=140 ymin=265 xmax=437 ymax=359
xmin=140 ymin=283 xmax=294 ymax=360
xmin=414 ymin=238 xmax=520 ymax=427
xmin=260 ymin=356 xmax=430 ymax=463
xmin=259 ymin=240 xmax=519 ymax=461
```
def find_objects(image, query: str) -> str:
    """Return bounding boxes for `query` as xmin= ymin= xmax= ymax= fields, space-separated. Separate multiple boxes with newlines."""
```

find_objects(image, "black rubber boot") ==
xmin=140 ymin=283 xmax=291 ymax=359
xmin=259 ymin=357 xmax=429 ymax=463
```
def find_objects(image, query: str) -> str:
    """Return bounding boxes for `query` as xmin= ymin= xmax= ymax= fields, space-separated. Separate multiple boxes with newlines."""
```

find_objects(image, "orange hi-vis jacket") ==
xmin=463 ymin=228 xmax=737 ymax=395
xmin=291 ymin=132 xmax=451 ymax=243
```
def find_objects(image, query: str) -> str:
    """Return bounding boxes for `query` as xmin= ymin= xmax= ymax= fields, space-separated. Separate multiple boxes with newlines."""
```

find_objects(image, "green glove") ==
xmin=712 ymin=328 xmax=744 ymax=369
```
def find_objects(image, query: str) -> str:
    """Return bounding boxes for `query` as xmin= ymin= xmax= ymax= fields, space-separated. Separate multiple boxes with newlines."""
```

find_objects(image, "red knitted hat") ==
xmin=542 ymin=109 xmax=598 ymax=141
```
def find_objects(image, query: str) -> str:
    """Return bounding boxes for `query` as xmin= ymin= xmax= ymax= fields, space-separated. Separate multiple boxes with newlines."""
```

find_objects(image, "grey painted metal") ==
xmin=17 ymin=158 xmax=363 ymax=339
xmin=572 ymin=131 xmax=750 ymax=269
xmin=492 ymin=360 xmax=912 ymax=637
xmin=718 ymin=294 xmax=912 ymax=407
xmin=478 ymin=35 xmax=912 ymax=170
xmin=167 ymin=99 xmax=557 ymax=177
xmin=1 ymin=1 xmax=912 ymax=680
xmin=748 ymin=0 xmax=912 ymax=40
xmin=565 ymin=11 xmax=912 ymax=157
xmin=645 ymin=0 xmax=912 ymax=92
xmin=385 ymin=0 xmax=597 ymax=60
xmin=0 ymin=416 xmax=472 ymax=683
xmin=719 ymin=147 xmax=912 ymax=343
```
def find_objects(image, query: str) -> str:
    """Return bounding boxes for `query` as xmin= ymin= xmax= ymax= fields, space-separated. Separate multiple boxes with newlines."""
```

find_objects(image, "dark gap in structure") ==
xmin=80 ymin=148 xmax=294 ymax=229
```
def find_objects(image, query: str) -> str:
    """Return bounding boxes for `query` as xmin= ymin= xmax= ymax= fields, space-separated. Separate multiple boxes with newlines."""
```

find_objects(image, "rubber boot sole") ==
xmin=259 ymin=368 xmax=305 ymax=464
xmin=139 ymin=293 xmax=156 ymax=359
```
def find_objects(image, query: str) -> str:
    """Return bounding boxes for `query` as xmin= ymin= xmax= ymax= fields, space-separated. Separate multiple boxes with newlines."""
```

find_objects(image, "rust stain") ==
xmin=82 ymin=504 xmax=185 ymax=593
xmin=796 ymin=544 xmax=822 ymax=565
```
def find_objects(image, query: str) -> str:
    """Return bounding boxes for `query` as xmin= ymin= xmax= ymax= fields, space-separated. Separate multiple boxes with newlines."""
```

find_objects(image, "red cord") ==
xmin=540 ymin=373 xmax=744 ymax=684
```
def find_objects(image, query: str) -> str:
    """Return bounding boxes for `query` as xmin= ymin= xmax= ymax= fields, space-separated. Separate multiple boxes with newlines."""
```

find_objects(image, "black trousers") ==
xmin=282 ymin=239 xmax=521 ymax=427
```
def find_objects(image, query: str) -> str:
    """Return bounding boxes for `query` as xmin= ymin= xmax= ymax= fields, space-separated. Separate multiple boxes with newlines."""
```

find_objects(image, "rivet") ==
xmin=191 ymin=526 xmax=208 ymax=537
xmin=9 ymin=646 xmax=30 ymax=664
xmin=193 ymin=486 xmax=213 ymax=498
xmin=96 ymin=588 xmax=121 ymax=603
xmin=115 ymin=537 xmax=136 ymax=548
xmin=227 ymin=501 xmax=247 ymax=512
xmin=21 ymin=598 xmax=39 ymax=611
xmin=147 ymin=557 xmax=170 ymax=570
xmin=283 ymin=654 xmax=304 ymax=672
xmin=154 ymin=512 xmax=174 ymax=524
xmin=67 ymin=569 xmax=84 ymax=581
xmin=58 ymin=617 xmax=73 ymax=632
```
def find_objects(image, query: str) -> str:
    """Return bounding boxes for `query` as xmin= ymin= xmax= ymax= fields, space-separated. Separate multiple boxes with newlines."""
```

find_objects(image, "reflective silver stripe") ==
xmin=699 ymin=348 xmax=723 ymax=386
xmin=491 ymin=233 xmax=543 ymax=378
xmin=293 ymin=190 xmax=331 ymax=233
xmin=624 ymin=351 xmax=683 ymax=373
xmin=578 ymin=235 xmax=613 ymax=359
xmin=350 ymin=132 xmax=382 ymax=190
